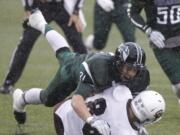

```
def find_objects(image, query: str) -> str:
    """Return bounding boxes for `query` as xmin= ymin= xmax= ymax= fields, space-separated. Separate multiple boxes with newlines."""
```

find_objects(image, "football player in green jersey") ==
xmin=85 ymin=0 xmax=135 ymax=50
xmin=13 ymin=11 xmax=150 ymax=131
xmin=128 ymin=0 xmax=180 ymax=103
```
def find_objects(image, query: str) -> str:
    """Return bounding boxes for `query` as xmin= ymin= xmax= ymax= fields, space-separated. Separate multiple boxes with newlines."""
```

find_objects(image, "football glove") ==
xmin=86 ymin=117 xmax=111 ymax=135
xmin=146 ymin=27 xmax=165 ymax=49
xmin=97 ymin=0 xmax=114 ymax=12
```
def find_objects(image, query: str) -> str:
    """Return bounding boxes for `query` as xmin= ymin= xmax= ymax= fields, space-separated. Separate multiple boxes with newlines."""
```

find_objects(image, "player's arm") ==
xmin=71 ymin=94 xmax=92 ymax=121
xmin=71 ymin=64 xmax=110 ymax=135
xmin=72 ymin=91 xmax=111 ymax=135
xmin=72 ymin=63 xmax=96 ymax=121
xmin=128 ymin=0 xmax=165 ymax=48
xmin=127 ymin=0 xmax=148 ymax=32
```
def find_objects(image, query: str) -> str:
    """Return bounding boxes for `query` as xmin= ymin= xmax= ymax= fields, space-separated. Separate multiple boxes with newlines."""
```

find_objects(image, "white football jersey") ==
xmin=55 ymin=84 xmax=139 ymax=135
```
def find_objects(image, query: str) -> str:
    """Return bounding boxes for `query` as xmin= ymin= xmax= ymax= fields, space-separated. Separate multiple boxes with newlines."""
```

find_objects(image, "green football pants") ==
xmin=93 ymin=2 xmax=135 ymax=50
xmin=153 ymin=47 xmax=180 ymax=84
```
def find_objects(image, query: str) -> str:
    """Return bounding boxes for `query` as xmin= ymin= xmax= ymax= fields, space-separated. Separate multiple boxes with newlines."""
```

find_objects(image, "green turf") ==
xmin=0 ymin=0 xmax=180 ymax=135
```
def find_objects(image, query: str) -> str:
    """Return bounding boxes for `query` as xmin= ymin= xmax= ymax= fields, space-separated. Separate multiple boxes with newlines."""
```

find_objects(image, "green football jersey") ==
xmin=75 ymin=52 xmax=118 ymax=98
xmin=55 ymin=50 xmax=117 ymax=98
xmin=129 ymin=0 xmax=180 ymax=39
xmin=53 ymin=50 xmax=149 ymax=100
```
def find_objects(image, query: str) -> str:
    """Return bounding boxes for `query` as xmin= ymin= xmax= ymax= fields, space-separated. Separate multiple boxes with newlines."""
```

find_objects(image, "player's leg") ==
xmin=40 ymin=69 xmax=75 ymax=107
xmin=12 ymin=70 xmax=68 ymax=124
xmin=54 ymin=3 xmax=87 ymax=54
xmin=153 ymin=47 xmax=180 ymax=103
xmin=13 ymin=88 xmax=42 ymax=124
xmin=27 ymin=10 xmax=75 ymax=104
xmin=28 ymin=10 xmax=70 ymax=53
xmin=0 ymin=28 xmax=41 ymax=94
xmin=13 ymin=10 xmax=75 ymax=124
xmin=114 ymin=4 xmax=135 ymax=42
xmin=13 ymin=64 xmax=74 ymax=124
xmin=93 ymin=2 xmax=112 ymax=50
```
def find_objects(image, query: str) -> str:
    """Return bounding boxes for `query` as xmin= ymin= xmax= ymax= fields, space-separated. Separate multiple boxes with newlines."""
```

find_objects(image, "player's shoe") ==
xmin=13 ymin=89 xmax=26 ymax=124
xmin=0 ymin=85 xmax=13 ymax=94
xmin=28 ymin=9 xmax=47 ymax=33
xmin=84 ymin=34 xmax=94 ymax=52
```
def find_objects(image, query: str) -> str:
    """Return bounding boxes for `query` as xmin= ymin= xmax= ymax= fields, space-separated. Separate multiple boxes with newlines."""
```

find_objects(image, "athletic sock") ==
xmin=24 ymin=88 xmax=42 ymax=104
xmin=44 ymin=25 xmax=70 ymax=52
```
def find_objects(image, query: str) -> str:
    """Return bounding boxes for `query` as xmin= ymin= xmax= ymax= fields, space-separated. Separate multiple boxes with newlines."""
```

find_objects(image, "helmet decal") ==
xmin=134 ymin=44 xmax=143 ymax=65
xmin=154 ymin=110 xmax=163 ymax=120
xmin=122 ymin=46 xmax=129 ymax=62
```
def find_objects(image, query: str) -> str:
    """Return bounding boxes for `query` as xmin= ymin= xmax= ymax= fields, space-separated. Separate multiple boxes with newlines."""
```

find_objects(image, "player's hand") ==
xmin=68 ymin=14 xmax=84 ymax=33
xmin=138 ymin=127 xmax=149 ymax=135
xmin=22 ymin=11 xmax=31 ymax=29
xmin=146 ymin=28 xmax=165 ymax=49
xmin=97 ymin=0 xmax=114 ymax=12
xmin=86 ymin=117 xmax=111 ymax=135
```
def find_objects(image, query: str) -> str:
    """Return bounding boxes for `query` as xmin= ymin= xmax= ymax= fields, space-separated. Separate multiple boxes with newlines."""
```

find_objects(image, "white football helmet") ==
xmin=131 ymin=90 xmax=166 ymax=125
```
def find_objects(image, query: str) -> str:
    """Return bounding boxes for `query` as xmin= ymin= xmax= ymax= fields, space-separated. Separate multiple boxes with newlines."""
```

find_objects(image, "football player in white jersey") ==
xmin=54 ymin=84 xmax=166 ymax=135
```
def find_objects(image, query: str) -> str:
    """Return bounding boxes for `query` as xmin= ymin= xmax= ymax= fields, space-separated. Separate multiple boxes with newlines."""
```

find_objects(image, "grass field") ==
xmin=0 ymin=0 xmax=180 ymax=135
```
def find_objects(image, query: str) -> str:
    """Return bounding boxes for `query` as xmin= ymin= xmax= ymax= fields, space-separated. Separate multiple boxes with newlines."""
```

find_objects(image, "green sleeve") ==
xmin=74 ymin=63 xmax=96 ymax=99
xmin=128 ymin=0 xmax=149 ymax=32
xmin=74 ymin=53 xmax=113 ymax=98
xmin=75 ymin=82 xmax=95 ymax=99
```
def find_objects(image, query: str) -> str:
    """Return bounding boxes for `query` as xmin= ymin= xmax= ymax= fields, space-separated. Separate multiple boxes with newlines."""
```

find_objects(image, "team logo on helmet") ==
xmin=117 ymin=45 xmax=129 ymax=62
xmin=154 ymin=110 xmax=163 ymax=120
xmin=122 ymin=46 xmax=129 ymax=62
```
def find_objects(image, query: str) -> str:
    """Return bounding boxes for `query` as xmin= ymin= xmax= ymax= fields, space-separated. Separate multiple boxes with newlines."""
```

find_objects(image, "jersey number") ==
xmin=86 ymin=98 xmax=107 ymax=115
xmin=80 ymin=71 xmax=86 ymax=81
xmin=82 ymin=98 xmax=107 ymax=135
xmin=157 ymin=5 xmax=180 ymax=24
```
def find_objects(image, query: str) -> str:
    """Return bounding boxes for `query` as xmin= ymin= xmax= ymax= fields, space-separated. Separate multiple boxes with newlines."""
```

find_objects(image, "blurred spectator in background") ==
xmin=85 ymin=0 xmax=136 ymax=51
xmin=0 ymin=0 xmax=87 ymax=94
